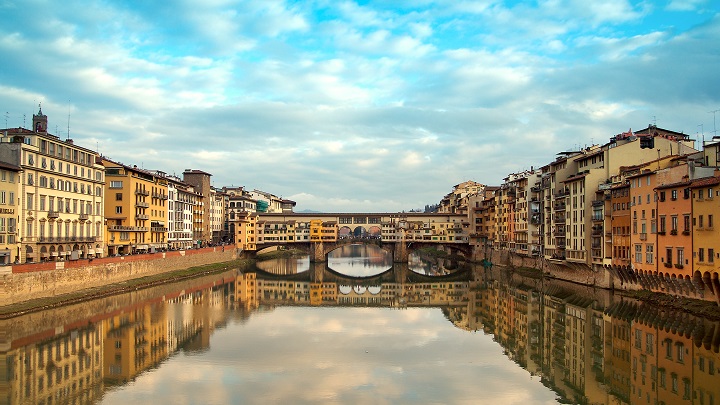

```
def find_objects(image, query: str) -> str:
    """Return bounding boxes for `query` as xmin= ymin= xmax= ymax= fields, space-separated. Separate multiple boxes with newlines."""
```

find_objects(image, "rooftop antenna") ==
xmin=67 ymin=100 xmax=70 ymax=140
xmin=23 ymin=114 xmax=26 ymax=128
xmin=709 ymin=108 xmax=720 ymax=137
xmin=4 ymin=112 xmax=7 ymax=128
xmin=699 ymin=124 xmax=704 ymax=146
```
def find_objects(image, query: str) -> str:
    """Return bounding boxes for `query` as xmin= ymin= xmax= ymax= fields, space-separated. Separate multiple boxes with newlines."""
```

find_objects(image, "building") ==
xmin=166 ymin=175 xmax=199 ymax=250
xmin=0 ymin=162 xmax=21 ymax=264
xmin=103 ymin=159 xmax=168 ymax=255
xmin=182 ymin=169 xmax=212 ymax=244
xmin=0 ymin=107 xmax=105 ymax=262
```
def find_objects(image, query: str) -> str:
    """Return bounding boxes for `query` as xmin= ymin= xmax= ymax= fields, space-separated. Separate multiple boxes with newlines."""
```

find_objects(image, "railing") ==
xmin=135 ymin=189 xmax=150 ymax=196
xmin=37 ymin=236 xmax=100 ymax=243
xmin=136 ymin=214 xmax=149 ymax=220
xmin=152 ymin=193 xmax=168 ymax=200
xmin=639 ymin=233 xmax=647 ymax=241
xmin=151 ymin=227 xmax=168 ymax=232
xmin=554 ymin=203 xmax=566 ymax=211
xmin=48 ymin=211 xmax=60 ymax=218
xmin=109 ymin=225 xmax=148 ymax=232
xmin=591 ymin=200 xmax=604 ymax=207
xmin=79 ymin=213 xmax=89 ymax=220
xmin=136 ymin=201 xmax=149 ymax=208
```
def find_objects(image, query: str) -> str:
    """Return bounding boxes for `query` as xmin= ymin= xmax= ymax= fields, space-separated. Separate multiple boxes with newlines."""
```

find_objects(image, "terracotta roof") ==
xmin=655 ymin=180 xmax=692 ymax=190
xmin=689 ymin=176 xmax=720 ymax=188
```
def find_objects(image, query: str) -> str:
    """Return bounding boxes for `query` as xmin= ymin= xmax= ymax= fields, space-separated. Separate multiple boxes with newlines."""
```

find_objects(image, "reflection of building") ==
xmin=103 ymin=304 xmax=168 ymax=384
xmin=2 ymin=323 xmax=104 ymax=404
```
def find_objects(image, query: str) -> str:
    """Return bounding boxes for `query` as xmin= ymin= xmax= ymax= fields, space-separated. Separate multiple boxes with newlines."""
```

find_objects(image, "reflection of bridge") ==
xmin=236 ymin=212 xmax=473 ymax=262
xmin=236 ymin=262 xmax=474 ymax=308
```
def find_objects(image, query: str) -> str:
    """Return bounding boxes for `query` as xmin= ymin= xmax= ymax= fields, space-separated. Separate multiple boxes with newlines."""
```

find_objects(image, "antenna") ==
xmin=67 ymin=100 xmax=70 ymax=140
xmin=709 ymin=108 xmax=720 ymax=137
xmin=4 ymin=112 xmax=7 ymax=128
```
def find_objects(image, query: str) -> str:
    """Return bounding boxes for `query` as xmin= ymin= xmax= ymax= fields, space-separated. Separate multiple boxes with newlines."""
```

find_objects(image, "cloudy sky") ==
xmin=2 ymin=0 xmax=719 ymax=212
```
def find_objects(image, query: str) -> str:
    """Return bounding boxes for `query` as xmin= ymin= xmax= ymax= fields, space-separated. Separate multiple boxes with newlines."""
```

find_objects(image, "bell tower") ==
xmin=32 ymin=104 xmax=47 ymax=133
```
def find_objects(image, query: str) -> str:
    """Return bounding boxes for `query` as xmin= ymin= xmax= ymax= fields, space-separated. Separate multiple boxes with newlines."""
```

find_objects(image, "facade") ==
xmin=690 ymin=175 xmax=720 ymax=279
xmin=166 ymin=175 xmax=198 ymax=250
xmin=103 ymin=159 xmax=168 ymax=255
xmin=0 ymin=162 xmax=21 ymax=264
xmin=182 ymin=169 xmax=212 ymax=244
xmin=0 ymin=108 xmax=106 ymax=263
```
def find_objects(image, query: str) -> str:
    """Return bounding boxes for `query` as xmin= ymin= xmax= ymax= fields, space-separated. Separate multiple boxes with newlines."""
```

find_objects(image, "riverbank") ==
xmin=0 ymin=258 xmax=254 ymax=319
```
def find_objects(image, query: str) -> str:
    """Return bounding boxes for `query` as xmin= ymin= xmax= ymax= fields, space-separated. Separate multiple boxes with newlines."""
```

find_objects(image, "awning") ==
xmin=136 ymin=244 xmax=149 ymax=250
xmin=95 ymin=248 xmax=103 ymax=254
xmin=50 ymin=252 xmax=58 ymax=257
xmin=0 ymin=251 xmax=9 ymax=257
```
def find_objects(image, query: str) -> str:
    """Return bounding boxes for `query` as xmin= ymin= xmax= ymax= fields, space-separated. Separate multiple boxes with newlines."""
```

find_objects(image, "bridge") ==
xmin=232 ymin=212 xmax=473 ymax=262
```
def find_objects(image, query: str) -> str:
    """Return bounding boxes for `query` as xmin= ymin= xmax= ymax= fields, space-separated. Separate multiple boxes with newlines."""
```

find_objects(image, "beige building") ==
xmin=0 ymin=107 xmax=105 ymax=263
xmin=166 ymin=175 xmax=200 ymax=250
xmin=0 ymin=162 xmax=21 ymax=264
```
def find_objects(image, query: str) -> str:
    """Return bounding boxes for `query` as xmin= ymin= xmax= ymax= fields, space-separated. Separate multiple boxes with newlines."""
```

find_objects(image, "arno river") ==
xmin=3 ymin=244 xmax=720 ymax=405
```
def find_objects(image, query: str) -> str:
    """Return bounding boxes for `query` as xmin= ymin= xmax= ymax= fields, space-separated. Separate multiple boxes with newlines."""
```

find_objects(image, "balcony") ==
xmin=135 ymin=189 xmax=150 ymax=196
xmin=153 ymin=193 xmax=168 ymax=200
xmin=135 ymin=201 xmax=149 ymax=208
xmin=639 ymin=233 xmax=647 ymax=241
xmin=151 ymin=226 xmax=168 ymax=232
xmin=109 ymin=225 xmax=148 ymax=232
xmin=664 ymin=262 xmax=673 ymax=268
xmin=591 ymin=200 xmax=604 ymax=207
xmin=48 ymin=210 xmax=60 ymax=219
xmin=670 ymin=229 xmax=678 ymax=235
xmin=554 ymin=189 xmax=570 ymax=198
xmin=135 ymin=214 xmax=149 ymax=220
xmin=554 ymin=203 xmax=566 ymax=211
xmin=555 ymin=217 xmax=566 ymax=224
xmin=79 ymin=213 xmax=89 ymax=220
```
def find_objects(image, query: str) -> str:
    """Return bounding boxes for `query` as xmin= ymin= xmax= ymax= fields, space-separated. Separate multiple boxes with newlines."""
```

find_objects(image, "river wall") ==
xmin=1 ymin=247 xmax=238 ymax=307
xmin=478 ymin=248 xmax=720 ymax=305
xmin=1 ymin=269 xmax=239 ymax=351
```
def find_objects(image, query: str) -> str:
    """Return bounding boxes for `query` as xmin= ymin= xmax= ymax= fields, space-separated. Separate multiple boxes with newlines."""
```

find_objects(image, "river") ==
xmin=2 ymin=244 xmax=719 ymax=404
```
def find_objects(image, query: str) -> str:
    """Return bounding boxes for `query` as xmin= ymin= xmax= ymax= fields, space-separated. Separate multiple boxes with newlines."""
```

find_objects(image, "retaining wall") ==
xmin=1 ymin=247 xmax=237 ymax=307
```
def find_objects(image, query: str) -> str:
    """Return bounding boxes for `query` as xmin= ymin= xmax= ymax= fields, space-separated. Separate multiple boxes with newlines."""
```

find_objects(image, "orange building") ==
xmin=656 ymin=180 xmax=693 ymax=278
xmin=610 ymin=183 xmax=631 ymax=268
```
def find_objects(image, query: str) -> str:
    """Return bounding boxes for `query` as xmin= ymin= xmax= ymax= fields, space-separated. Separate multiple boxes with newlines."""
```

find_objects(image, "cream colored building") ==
xmin=0 ymin=107 xmax=105 ymax=262
xmin=0 ymin=162 xmax=21 ymax=264
xmin=166 ymin=175 xmax=198 ymax=250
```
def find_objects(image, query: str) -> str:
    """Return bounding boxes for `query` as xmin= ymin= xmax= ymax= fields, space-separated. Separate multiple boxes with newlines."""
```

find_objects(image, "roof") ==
xmin=0 ymin=161 xmax=22 ymax=172
xmin=563 ymin=172 xmax=589 ymax=183
xmin=689 ymin=176 xmax=720 ymax=189
xmin=655 ymin=180 xmax=692 ymax=190
xmin=183 ymin=169 xmax=213 ymax=176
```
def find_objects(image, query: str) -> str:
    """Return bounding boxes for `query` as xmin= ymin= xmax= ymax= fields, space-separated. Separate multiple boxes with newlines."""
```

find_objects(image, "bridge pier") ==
xmin=310 ymin=242 xmax=327 ymax=263
xmin=393 ymin=241 xmax=409 ymax=263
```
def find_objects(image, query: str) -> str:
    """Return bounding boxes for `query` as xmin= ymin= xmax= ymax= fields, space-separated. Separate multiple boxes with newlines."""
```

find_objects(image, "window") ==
xmin=671 ymin=190 xmax=677 ymax=200
xmin=677 ymin=248 xmax=684 ymax=266
xmin=115 ymin=206 xmax=122 ymax=214
xmin=635 ymin=244 xmax=642 ymax=263
xmin=110 ymin=181 xmax=122 ymax=189
xmin=699 ymin=248 xmax=705 ymax=262
xmin=672 ymin=216 xmax=678 ymax=231
xmin=677 ymin=344 xmax=684 ymax=362
xmin=660 ymin=216 xmax=666 ymax=232
xmin=646 ymin=245 xmax=654 ymax=264
xmin=635 ymin=329 xmax=642 ymax=349
xmin=116 ymin=193 xmax=122 ymax=201
xmin=26 ymin=193 xmax=33 ymax=210
xmin=710 ymin=215 xmax=714 ymax=228
xmin=646 ymin=333 xmax=654 ymax=354
xmin=9 ymin=192 xmax=13 ymax=206
xmin=672 ymin=373 xmax=678 ymax=393
xmin=710 ymin=249 xmax=715 ymax=263
xmin=684 ymin=215 xmax=690 ymax=232
xmin=666 ymin=248 xmax=673 ymax=265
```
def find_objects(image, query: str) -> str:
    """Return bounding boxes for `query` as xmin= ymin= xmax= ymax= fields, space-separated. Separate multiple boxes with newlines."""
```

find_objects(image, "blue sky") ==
xmin=1 ymin=0 xmax=719 ymax=212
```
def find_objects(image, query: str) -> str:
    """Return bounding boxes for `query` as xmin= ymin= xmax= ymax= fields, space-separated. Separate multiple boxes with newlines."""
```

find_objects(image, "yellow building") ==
xmin=310 ymin=219 xmax=337 ymax=242
xmin=0 ymin=107 xmax=106 ymax=262
xmin=234 ymin=212 xmax=258 ymax=251
xmin=103 ymin=159 xmax=167 ymax=255
xmin=0 ymin=162 xmax=21 ymax=264
xmin=690 ymin=175 xmax=720 ymax=279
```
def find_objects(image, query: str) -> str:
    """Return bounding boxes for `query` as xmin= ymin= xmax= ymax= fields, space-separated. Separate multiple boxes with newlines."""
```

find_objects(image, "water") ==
xmin=3 ymin=245 xmax=719 ymax=405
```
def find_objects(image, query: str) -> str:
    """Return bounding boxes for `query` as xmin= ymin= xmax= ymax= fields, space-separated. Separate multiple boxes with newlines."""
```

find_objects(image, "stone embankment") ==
xmin=475 ymin=248 xmax=720 ymax=306
xmin=1 ymin=247 xmax=238 ymax=308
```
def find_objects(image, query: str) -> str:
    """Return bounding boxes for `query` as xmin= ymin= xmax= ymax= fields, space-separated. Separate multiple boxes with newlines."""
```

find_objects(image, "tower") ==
xmin=32 ymin=104 xmax=47 ymax=133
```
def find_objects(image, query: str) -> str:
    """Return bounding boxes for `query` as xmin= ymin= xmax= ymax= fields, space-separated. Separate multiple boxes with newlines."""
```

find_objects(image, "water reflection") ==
xmin=2 ymin=266 xmax=720 ymax=404
xmin=327 ymin=244 xmax=393 ymax=277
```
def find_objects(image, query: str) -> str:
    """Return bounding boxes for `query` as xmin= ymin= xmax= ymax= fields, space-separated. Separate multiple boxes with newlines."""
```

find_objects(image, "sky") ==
xmin=1 ymin=0 xmax=719 ymax=213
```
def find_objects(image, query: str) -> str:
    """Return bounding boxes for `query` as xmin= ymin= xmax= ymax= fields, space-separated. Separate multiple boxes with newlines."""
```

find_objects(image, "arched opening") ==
xmin=353 ymin=226 xmax=367 ymax=238
xmin=338 ymin=226 xmax=353 ymax=239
